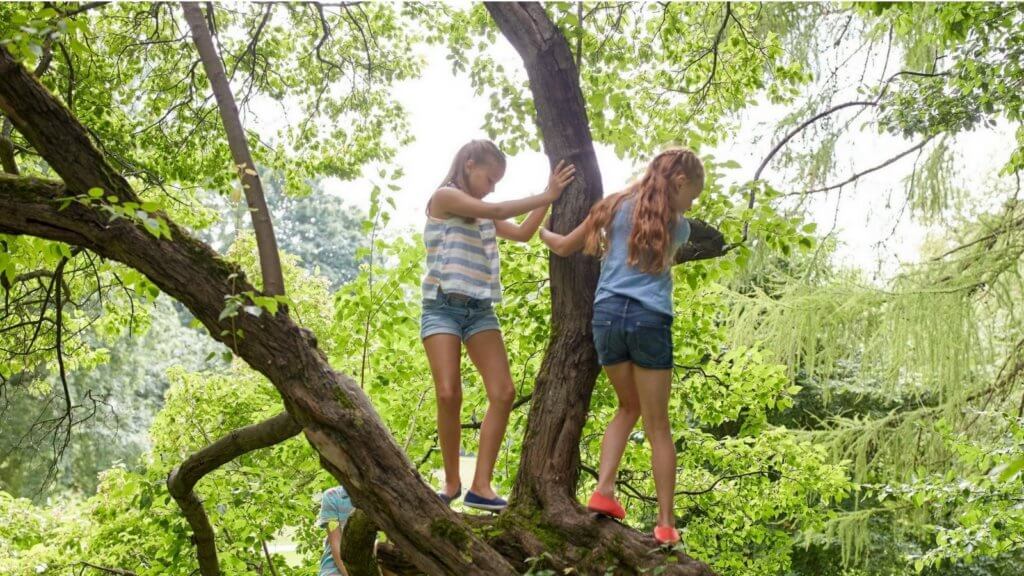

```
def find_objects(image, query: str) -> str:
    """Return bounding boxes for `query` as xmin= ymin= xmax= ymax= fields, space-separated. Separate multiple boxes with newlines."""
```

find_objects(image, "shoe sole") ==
xmin=587 ymin=506 xmax=625 ymax=520
xmin=464 ymin=501 xmax=507 ymax=512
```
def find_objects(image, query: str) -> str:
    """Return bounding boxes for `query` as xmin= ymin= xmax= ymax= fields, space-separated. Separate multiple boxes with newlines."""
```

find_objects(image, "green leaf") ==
xmin=997 ymin=455 xmax=1024 ymax=482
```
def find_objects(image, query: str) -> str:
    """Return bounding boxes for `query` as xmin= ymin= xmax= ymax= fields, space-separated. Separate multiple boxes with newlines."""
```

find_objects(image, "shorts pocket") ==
xmin=592 ymin=319 xmax=613 ymax=363
xmin=629 ymin=322 xmax=673 ymax=369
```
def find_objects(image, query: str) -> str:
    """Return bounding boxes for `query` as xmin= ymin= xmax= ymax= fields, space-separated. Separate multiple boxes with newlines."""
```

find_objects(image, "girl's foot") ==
xmin=653 ymin=525 xmax=680 ymax=545
xmin=464 ymin=490 xmax=508 ymax=511
xmin=586 ymin=491 xmax=626 ymax=519
xmin=437 ymin=483 xmax=462 ymax=506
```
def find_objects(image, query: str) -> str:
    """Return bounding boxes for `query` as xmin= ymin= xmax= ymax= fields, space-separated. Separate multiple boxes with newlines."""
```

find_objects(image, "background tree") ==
xmin=2 ymin=2 xmax=1022 ymax=576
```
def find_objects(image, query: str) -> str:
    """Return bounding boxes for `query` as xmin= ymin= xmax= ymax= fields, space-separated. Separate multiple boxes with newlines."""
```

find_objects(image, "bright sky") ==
xmin=322 ymin=42 xmax=637 ymax=232
xmin=319 ymin=30 xmax=1017 ymax=282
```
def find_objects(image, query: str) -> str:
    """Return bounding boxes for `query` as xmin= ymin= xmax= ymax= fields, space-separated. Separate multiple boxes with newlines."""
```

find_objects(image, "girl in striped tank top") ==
xmin=422 ymin=140 xmax=575 ymax=511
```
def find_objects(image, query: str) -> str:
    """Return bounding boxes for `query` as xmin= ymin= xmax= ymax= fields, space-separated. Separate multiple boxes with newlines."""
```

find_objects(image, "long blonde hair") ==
xmin=583 ymin=148 xmax=704 ymax=273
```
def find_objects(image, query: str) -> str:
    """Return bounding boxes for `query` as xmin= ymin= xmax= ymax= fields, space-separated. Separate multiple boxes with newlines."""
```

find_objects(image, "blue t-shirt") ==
xmin=317 ymin=486 xmax=355 ymax=576
xmin=594 ymin=199 xmax=690 ymax=317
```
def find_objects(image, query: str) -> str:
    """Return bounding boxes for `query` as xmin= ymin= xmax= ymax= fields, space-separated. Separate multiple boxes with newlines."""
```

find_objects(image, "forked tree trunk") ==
xmin=484 ymin=2 xmax=605 ymax=514
xmin=0 ymin=45 xmax=515 ymax=576
xmin=0 ymin=1 xmax=720 ymax=569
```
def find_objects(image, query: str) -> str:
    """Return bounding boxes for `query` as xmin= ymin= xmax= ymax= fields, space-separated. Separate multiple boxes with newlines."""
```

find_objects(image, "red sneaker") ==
xmin=654 ymin=525 xmax=680 ymax=545
xmin=586 ymin=491 xmax=626 ymax=519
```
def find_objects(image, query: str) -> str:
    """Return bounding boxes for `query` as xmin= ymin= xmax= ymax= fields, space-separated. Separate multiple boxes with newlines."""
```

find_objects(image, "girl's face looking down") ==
xmin=669 ymin=171 xmax=703 ymax=213
xmin=464 ymin=158 xmax=505 ymax=199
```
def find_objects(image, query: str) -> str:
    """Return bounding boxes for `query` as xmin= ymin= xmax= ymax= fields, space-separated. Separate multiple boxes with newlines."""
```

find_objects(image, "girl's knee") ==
xmin=436 ymin=383 xmax=463 ymax=406
xmin=618 ymin=401 xmax=641 ymax=422
xmin=643 ymin=415 xmax=672 ymax=437
xmin=487 ymin=381 xmax=515 ymax=409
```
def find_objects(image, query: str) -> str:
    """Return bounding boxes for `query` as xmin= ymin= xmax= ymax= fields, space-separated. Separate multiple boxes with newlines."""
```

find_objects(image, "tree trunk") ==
xmin=1 ymin=118 xmax=19 ymax=175
xmin=177 ymin=5 xmax=295 ymax=570
xmin=0 ymin=5 xmax=720 ymax=568
xmin=485 ymin=0 xmax=604 ymax=514
xmin=0 ymin=45 xmax=514 ymax=576
xmin=477 ymin=3 xmax=716 ymax=574
xmin=341 ymin=510 xmax=387 ymax=576
xmin=181 ymin=2 xmax=285 ymax=296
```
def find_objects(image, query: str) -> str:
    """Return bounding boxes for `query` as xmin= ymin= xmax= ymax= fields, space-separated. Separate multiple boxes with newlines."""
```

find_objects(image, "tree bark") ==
xmin=177 ymin=4 xmax=294 ymax=569
xmin=676 ymin=219 xmax=726 ymax=263
xmin=0 ymin=3 xmax=723 ymax=568
xmin=181 ymin=2 xmax=285 ymax=296
xmin=486 ymin=0 xmax=604 ymax=513
xmin=0 ymin=118 xmax=18 ymax=175
xmin=482 ymin=4 xmax=716 ymax=574
xmin=1 ymin=37 xmax=55 ymax=176
xmin=0 ymin=46 xmax=515 ymax=576
xmin=165 ymin=412 xmax=302 ymax=576
xmin=341 ymin=509 xmax=386 ymax=576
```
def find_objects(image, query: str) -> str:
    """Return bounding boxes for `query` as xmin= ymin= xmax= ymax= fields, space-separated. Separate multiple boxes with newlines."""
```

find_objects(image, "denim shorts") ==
xmin=592 ymin=294 xmax=674 ymax=370
xmin=421 ymin=291 xmax=501 ymax=341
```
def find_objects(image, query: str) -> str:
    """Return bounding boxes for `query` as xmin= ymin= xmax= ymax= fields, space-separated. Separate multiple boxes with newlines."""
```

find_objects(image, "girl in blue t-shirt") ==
xmin=540 ymin=148 xmax=704 ymax=545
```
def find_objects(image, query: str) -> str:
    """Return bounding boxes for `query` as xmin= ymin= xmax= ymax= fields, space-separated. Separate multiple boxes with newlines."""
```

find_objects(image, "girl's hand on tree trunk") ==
xmin=545 ymin=160 xmax=576 ymax=201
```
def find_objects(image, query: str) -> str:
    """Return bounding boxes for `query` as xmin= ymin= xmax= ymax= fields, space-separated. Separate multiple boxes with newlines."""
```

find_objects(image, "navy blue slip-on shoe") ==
xmin=438 ymin=484 xmax=462 ymax=506
xmin=463 ymin=490 xmax=507 ymax=511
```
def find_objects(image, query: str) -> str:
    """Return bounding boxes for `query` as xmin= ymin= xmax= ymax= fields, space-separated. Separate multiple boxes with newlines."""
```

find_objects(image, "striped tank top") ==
xmin=421 ymin=191 xmax=502 ymax=303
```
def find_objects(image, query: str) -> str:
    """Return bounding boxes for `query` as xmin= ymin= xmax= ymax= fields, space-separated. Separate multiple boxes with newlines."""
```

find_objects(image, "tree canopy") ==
xmin=1 ymin=2 xmax=1022 ymax=576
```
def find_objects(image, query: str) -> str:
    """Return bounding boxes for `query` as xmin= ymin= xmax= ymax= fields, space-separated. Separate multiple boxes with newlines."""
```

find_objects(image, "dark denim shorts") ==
xmin=421 ymin=291 xmax=500 ymax=342
xmin=592 ymin=294 xmax=674 ymax=370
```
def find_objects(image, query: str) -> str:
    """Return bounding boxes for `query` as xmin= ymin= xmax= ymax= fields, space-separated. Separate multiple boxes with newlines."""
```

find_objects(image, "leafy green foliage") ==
xmin=3 ymin=2 xmax=1024 ymax=576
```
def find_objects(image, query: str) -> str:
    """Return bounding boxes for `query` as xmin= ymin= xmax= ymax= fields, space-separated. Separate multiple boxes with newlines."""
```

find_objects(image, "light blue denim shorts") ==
xmin=420 ymin=291 xmax=501 ymax=341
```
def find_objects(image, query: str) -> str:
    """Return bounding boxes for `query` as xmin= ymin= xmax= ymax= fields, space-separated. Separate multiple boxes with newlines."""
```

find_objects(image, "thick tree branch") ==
xmin=675 ymin=218 xmax=726 ymax=263
xmin=1 ymin=36 xmax=54 ymax=175
xmin=0 ymin=118 xmax=19 ymax=175
xmin=0 ymin=46 xmax=514 ymax=576
xmin=166 ymin=412 xmax=301 ymax=576
xmin=341 ymin=509 xmax=384 ymax=576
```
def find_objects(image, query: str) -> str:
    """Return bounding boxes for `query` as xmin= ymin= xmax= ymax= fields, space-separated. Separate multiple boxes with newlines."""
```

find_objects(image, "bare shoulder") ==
xmin=428 ymin=186 xmax=466 ymax=218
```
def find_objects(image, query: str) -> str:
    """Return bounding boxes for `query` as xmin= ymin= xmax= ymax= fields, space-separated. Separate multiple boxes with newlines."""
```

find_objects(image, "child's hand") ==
xmin=539 ymin=227 xmax=557 ymax=251
xmin=546 ymin=160 xmax=576 ymax=201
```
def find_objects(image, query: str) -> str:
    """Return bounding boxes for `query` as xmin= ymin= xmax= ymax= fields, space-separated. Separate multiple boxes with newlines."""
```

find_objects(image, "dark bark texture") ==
xmin=0 ymin=45 xmax=515 ymax=576
xmin=0 ymin=1 xmax=725 ymax=570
